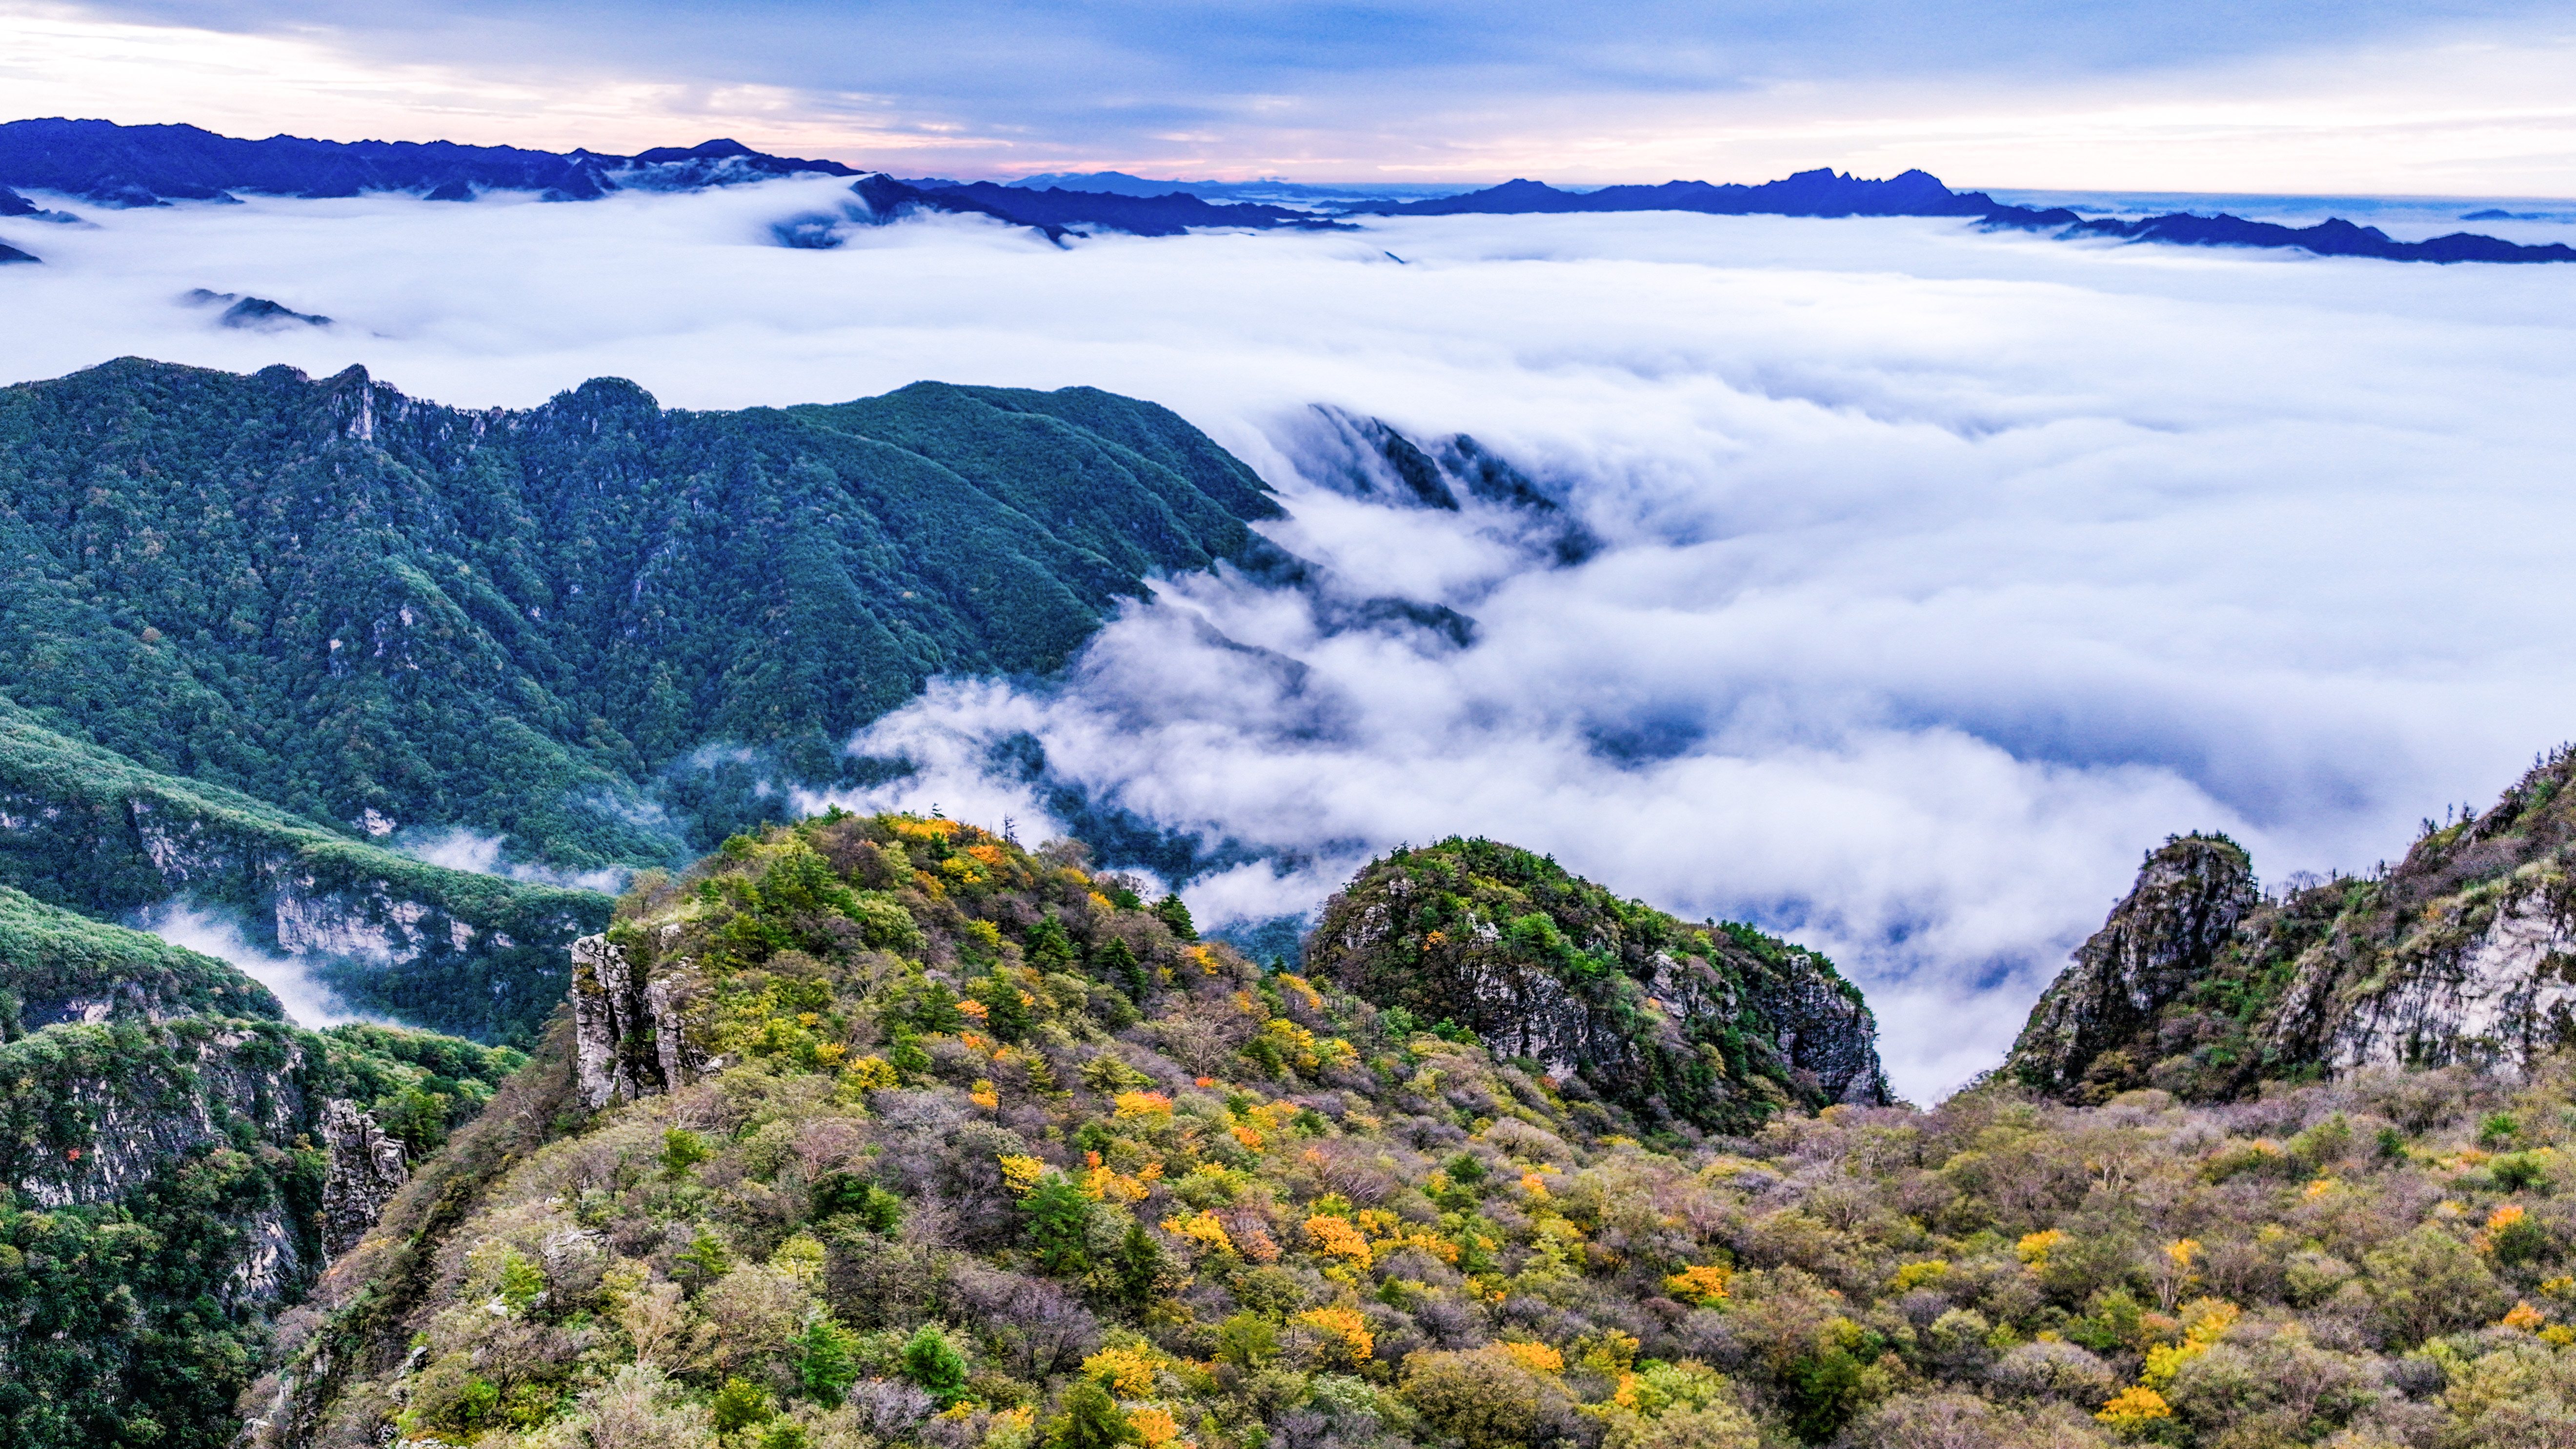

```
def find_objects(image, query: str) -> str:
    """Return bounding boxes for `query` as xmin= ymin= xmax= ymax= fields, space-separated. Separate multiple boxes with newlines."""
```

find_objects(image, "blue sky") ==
xmin=5 ymin=0 xmax=2574 ymax=190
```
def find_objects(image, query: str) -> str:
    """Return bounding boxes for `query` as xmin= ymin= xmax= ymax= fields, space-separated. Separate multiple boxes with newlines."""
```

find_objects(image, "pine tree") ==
xmin=901 ymin=1325 xmax=969 ymax=1407
xmin=1026 ymin=914 xmax=1077 ymax=970
xmin=1022 ymin=1176 xmax=1096 ymax=1276
xmin=1093 ymin=936 xmax=1147 ymax=1004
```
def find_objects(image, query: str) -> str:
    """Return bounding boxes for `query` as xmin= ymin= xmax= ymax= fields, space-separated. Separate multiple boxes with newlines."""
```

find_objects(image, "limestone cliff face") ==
xmin=2008 ymin=747 xmax=2576 ymax=1101
xmin=1308 ymin=837 xmax=1886 ymax=1132
xmin=0 ymin=701 xmax=610 ymax=1043
xmin=0 ymin=1017 xmax=408 ymax=1295
xmin=568 ymin=931 xmax=710 ymax=1109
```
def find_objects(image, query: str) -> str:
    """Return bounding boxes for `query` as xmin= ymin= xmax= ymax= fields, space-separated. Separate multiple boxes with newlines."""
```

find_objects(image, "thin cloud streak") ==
xmin=140 ymin=904 xmax=381 ymax=1027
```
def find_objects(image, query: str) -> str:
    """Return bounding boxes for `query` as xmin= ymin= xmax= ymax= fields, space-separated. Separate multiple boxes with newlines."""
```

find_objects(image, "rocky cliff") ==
xmin=0 ymin=890 xmax=521 ymax=1449
xmin=2007 ymin=745 xmax=2576 ymax=1101
xmin=567 ymin=930 xmax=711 ymax=1108
xmin=1307 ymin=837 xmax=1887 ymax=1132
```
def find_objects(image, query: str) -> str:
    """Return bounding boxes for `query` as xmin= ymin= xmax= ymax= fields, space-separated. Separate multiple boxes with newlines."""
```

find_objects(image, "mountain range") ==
xmin=4 ymin=121 xmax=2568 ymax=265
xmin=1352 ymin=169 xmax=2576 ymax=263
xmin=0 ymin=120 xmax=854 ymax=206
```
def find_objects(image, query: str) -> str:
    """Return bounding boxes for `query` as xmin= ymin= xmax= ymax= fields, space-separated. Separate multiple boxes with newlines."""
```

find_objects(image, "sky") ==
xmin=5 ymin=184 xmax=2573 ymax=1090
xmin=3 ymin=0 xmax=2576 ymax=192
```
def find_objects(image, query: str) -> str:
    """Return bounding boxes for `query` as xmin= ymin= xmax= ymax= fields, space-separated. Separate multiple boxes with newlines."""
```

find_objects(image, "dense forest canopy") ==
xmin=0 ymin=359 xmax=1280 ymax=868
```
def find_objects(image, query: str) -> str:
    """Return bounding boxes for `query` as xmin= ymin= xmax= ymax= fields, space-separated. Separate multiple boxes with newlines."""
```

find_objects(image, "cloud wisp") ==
xmin=139 ymin=903 xmax=382 ymax=1027
xmin=400 ymin=827 xmax=632 ymax=895
xmin=7 ymin=182 xmax=2576 ymax=1095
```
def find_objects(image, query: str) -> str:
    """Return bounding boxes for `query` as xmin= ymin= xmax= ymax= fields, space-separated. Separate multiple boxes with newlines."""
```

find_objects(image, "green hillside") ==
xmin=0 ymin=697 xmax=607 ymax=1042
xmin=265 ymin=812 xmax=2576 ymax=1449
xmin=0 ymin=877 xmax=280 ymax=1030
xmin=0 ymin=359 xmax=1281 ymax=869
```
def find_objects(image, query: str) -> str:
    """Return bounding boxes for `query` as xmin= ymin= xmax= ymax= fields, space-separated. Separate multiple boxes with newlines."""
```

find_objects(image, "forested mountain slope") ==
xmin=0 ymin=698 xmax=605 ymax=1040
xmin=2009 ymin=745 xmax=2576 ymax=1104
xmin=0 ymin=888 xmax=525 ymax=1449
xmin=0 ymin=359 xmax=1280 ymax=870
xmin=254 ymin=811 xmax=2576 ymax=1449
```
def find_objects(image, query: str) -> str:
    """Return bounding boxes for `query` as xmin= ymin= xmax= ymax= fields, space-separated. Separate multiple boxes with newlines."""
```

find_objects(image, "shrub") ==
xmin=1046 ymin=1381 xmax=1136 ymax=1449
xmin=1401 ymin=1348 xmax=1549 ymax=1449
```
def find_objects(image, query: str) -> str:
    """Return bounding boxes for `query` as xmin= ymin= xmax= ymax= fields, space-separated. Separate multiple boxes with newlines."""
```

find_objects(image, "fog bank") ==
xmin=9 ymin=181 xmax=2576 ymax=1095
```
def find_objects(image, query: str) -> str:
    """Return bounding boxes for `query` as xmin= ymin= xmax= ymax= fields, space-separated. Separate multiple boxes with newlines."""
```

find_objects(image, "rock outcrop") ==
xmin=2008 ymin=746 xmax=2576 ymax=1101
xmin=2005 ymin=834 xmax=2259 ymax=1099
xmin=569 ymin=931 xmax=708 ymax=1109
xmin=319 ymin=1098 xmax=410 ymax=1258
xmin=1308 ymin=836 xmax=1887 ymax=1131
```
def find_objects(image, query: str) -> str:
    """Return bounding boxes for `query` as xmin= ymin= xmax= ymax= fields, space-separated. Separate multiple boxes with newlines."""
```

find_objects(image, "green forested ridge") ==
xmin=264 ymin=812 xmax=2576 ymax=1449
xmin=0 ymin=696 xmax=608 ymax=1042
xmin=0 ymin=358 xmax=1280 ymax=870
xmin=0 ymin=877 xmax=282 ymax=1030
xmin=0 ymin=896 xmax=524 ymax=1449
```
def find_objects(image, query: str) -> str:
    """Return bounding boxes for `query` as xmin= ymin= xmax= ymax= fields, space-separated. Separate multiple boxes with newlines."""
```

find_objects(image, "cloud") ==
xmin=7 ymin=181 xmax=2576 ymax=1096
xmin=139 ymin=903 xmax=382 ymax=1027
xmin=400 ymin=827 xmax=632 ymax=895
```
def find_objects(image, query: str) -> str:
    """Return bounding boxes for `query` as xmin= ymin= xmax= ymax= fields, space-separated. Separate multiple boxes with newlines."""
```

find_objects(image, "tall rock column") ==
xmin=568 ymin=932 xmax=706 ymax=1110
xmin=317 ymin=1099 xmax=408 ymax=1259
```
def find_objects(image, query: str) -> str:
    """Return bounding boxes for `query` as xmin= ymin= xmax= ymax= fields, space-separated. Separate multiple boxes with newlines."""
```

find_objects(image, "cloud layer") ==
xmin=6 ymin=181 xmax=2576 ymax=1094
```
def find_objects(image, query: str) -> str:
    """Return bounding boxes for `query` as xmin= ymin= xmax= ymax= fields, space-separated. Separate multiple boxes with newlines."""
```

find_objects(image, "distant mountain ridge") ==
xmin=829 ymin=174 xmax=1351 ymax=242
xmin=4 ymin=122 xmax=2564 ymax=263
xmin=0 ymin=118 xmax=854 ymax=206
xmin=1352 ymin=166 xmax=2576 ymax=263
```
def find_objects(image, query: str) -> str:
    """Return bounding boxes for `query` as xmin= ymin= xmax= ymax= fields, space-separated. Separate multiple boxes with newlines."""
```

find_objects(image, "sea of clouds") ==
xmin=6 ymin=177 xmax=2575 ymax=1095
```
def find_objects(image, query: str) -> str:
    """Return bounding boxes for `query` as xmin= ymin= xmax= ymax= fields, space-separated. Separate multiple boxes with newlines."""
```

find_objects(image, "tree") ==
xmin=1093 ymin=937 xmax=1147 ymax=1003
xmin=711 ymin=1377 xmax=775 ymax=1435
xmin=1046 ymin=1380 xmax=1136 ymax=1449
xmin=674 ymin=1227 xmax=732 ymax=1289
xmin=1026 ymin=915 xmax=1077 ymax=970
xmin=662 ymin=1127 xmax=714 ymax=1179
xmin=1110 ymin=1221 xmax=1171 ymax=1310
xmin=1023 ymin=1176 xmax=1095 ymax=1276
xmin=1152 ymin=895 xmax=1197 ymax=942
xmin=901 ymin=1325 xmax=969 ymax=1408
xmin=979 ymin=972 xmax=1035 ymax=1043
xmin=792 ymin=1313 xmax=860 ymax=1405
